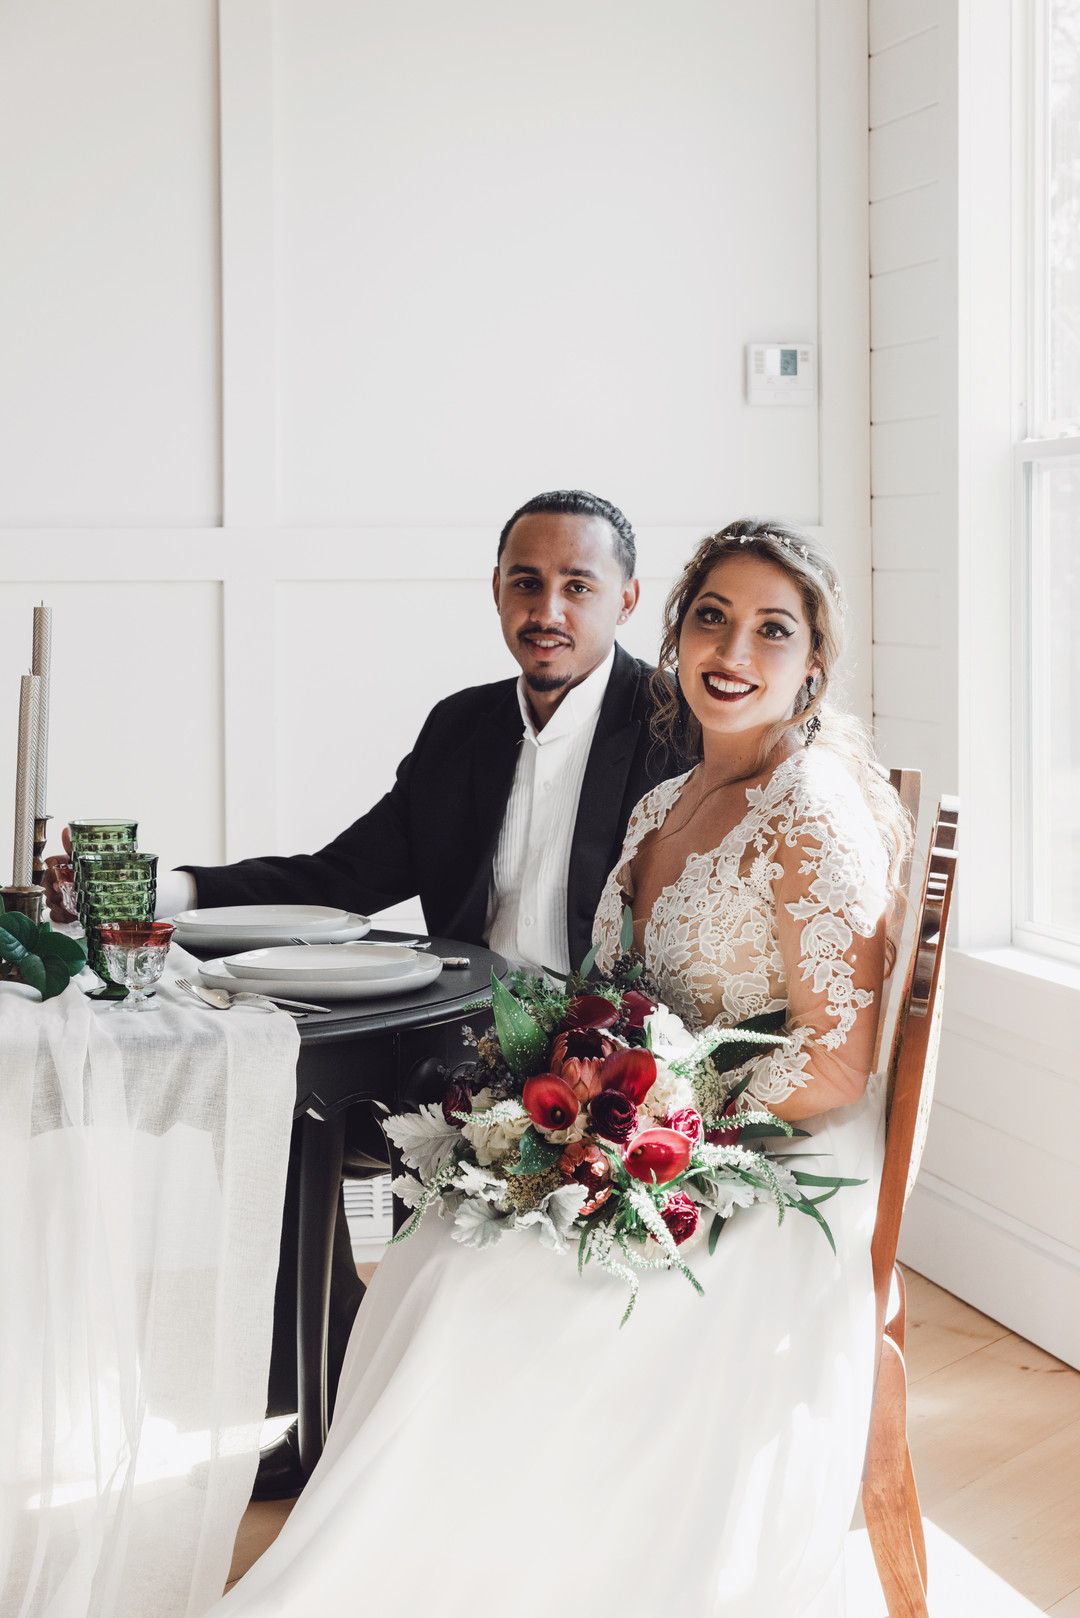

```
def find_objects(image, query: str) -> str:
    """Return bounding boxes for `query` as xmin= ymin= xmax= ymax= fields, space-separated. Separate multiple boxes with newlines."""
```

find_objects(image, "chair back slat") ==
xmin=871 ymin=796 xmax=959 ymax=1338
xmin=871 ymin=768 xmax=923 ymax=1072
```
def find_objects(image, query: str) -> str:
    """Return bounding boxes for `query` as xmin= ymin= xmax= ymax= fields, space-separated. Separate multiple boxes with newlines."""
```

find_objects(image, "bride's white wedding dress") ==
xmin=212 ymin=748 xmax=888 ymax=1618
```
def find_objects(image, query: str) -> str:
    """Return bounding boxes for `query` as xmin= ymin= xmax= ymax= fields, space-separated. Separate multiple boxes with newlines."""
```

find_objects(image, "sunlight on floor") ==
xmin=846 ymin=1521 xmax=1047 ymax=1616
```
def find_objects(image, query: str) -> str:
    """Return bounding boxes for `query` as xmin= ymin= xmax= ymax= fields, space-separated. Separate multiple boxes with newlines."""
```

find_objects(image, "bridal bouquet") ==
xmin=384 ymin=914 xmax=861 ymax=1323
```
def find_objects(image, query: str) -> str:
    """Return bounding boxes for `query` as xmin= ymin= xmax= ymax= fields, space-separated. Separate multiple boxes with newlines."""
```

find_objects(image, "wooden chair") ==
xmin=862 ymin=794 xmax=960 ymax=1617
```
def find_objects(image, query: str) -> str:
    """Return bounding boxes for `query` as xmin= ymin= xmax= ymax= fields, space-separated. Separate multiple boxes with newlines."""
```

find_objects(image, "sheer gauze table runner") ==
xmin=0 ymin=949 xmax=298 ymax=1618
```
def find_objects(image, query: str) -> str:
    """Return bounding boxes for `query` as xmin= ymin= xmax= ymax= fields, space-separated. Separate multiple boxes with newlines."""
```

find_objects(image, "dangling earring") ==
xmin=804 ymin=674 xmax=821 ymax=746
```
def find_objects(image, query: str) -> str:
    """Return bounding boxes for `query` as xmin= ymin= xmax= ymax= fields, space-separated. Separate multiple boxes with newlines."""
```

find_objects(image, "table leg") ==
xmin=296 ymin=1108 xmax=345 ymax=1480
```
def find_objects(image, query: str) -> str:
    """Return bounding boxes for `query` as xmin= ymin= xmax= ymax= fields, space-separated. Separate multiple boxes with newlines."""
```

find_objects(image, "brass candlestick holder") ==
xmin=33 ymin=814 xmax=51 ymax=880
xmin=0 ymin=884 xmax=45 ymax=982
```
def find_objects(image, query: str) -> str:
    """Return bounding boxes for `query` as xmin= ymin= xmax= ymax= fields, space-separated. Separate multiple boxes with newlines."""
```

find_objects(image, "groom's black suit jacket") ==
xmin=183 ymin=644 xmax=684 ymax=970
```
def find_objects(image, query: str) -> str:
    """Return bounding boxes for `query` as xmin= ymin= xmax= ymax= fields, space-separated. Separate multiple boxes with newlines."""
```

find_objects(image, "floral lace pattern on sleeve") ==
xmin=593 ymin=753 xmax=887 ymax=1109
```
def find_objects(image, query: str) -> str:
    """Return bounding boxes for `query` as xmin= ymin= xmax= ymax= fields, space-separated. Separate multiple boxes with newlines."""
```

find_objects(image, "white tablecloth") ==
xmin=0 ymin=950 xmax=299 ymax=1618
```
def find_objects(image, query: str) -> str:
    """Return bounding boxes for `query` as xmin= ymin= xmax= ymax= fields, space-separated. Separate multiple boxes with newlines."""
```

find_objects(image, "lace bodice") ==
xmin=594 ymin=750 xmax=888 ymax=1110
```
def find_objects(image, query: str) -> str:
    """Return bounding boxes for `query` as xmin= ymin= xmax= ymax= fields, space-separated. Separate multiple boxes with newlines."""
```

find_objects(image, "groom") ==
xmin=167 ymin=488 xmax=682 ymax=976
xmin=48 ymin=488 xmax=685 ymax=1496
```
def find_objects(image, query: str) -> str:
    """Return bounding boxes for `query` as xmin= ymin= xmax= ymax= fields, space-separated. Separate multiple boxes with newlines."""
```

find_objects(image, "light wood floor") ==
xmin=226 ymin=1264 xmax=1080 ymax=1612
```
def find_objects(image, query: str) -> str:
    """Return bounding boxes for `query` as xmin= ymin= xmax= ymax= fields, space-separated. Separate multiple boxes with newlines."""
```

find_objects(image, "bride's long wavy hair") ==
xmin=650 ymin=517 xmax=914 ymax=913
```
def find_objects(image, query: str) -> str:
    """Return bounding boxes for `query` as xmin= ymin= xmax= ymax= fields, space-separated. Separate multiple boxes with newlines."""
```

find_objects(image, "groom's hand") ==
xmin=42 ymin=825 xmax=78 ymax=923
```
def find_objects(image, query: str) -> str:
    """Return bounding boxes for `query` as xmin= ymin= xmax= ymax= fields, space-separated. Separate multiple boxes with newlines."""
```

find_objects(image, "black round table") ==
xmin=186 ymin=930 xmax=507 ymax=1474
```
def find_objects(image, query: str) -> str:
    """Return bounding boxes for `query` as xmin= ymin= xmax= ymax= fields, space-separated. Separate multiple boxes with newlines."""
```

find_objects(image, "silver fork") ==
xmin=174 ymin=977 xmax=329 ymax=1015
xmin=289 ymin=935 xmax=431 ymax=948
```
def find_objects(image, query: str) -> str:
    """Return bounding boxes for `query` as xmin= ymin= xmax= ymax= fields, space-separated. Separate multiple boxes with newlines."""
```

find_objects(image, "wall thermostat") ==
xmin=746 ymin=342 xmax=816 ymax=405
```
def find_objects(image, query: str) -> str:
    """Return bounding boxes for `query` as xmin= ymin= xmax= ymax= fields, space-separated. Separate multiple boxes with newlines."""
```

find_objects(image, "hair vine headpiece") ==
xmin=728 ymin=529 xmax=842 ymax=604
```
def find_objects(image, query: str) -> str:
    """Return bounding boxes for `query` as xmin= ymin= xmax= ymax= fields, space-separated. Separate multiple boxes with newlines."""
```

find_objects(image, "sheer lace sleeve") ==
xmin=593 ymin=773 xmax=692 ymax=968
xmin=737 ymin=767 xmax=888 ymax=1120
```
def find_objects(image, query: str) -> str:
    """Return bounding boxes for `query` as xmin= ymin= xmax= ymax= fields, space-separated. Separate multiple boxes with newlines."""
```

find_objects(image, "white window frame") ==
xmin=1011 ymin=0 xmax=1080 ymax=967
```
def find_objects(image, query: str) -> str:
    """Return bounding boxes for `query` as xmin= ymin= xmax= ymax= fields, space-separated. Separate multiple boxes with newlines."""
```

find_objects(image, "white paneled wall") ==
xmin=869 ymin=0 xmax=956 ymax=827
xmin=0 ymin=0 xmax=872 ymax=882
xmin=870 ymin=0 xmax=1080 ymax=1367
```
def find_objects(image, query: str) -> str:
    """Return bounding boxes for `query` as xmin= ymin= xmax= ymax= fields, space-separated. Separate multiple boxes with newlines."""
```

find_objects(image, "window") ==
xmin=1016 ymin=0 xmax=1080 ymax=963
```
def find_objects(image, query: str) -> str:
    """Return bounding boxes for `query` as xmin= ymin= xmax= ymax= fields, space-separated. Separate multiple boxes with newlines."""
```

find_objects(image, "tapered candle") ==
xmin=12 ymin=674 xmax=40 ymax=887
xmin=32 ymin=605 xmax=51 ymax=818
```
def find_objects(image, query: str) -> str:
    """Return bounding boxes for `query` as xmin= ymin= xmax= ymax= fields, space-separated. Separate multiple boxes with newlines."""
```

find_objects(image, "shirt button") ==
xmin=523 ymin=916 xmax=534 ymax=927
xmin=543 ymin=780 xmax=553 ymax=793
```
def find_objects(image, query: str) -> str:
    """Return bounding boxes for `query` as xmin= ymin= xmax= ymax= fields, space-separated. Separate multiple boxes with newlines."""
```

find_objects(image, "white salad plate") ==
xmin=224 ymin=944 xmax=418 ymax=981
xmin=197 ymin=952 xmax=442 ymax=1002
xmin=172 ymin=910 xmax=372 ymax=951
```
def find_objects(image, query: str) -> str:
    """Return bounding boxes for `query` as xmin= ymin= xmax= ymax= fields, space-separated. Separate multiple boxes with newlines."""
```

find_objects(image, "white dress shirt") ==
xmin=485 ymin=647 xmax=614 ymax=977
xmin=158 ymin=648 xmax=616 ymax=967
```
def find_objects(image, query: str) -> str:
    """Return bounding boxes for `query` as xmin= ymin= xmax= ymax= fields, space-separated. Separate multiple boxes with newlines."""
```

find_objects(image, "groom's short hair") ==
xmin=497 ymin=490 xmax=637 ymax=581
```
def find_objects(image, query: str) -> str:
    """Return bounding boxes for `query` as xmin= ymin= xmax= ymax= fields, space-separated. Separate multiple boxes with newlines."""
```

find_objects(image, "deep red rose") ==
xmin=620 ymin=988 xmax=657 ymax=1028
xmin=549 ymin=1028 xmax=618 ymax=1104
xmin=441 ymin=1081 xmax=473 ymax=1127
xmin=623 ymin=1128 xmax=692 ymax=1185
xmin=558 ymin=1142 xmax=612 ymax=1215
xmin=705 ymin=1101 xmax=742 ymax=1148
xmin=599 ymin=1047 xmax=657 ymax=1107
xmin=588 ymin=1086 xmax=639 ymax=1144
xmin=522 ymin=1074 xmax=580 ymax=1132
xmin=661 ymin=1190 xmax=700 ymax=1246
xmin=564 ymin=994 xmax=621 ymax=1032
xmin=664 ymin=1106 xmax=704 ymax=1145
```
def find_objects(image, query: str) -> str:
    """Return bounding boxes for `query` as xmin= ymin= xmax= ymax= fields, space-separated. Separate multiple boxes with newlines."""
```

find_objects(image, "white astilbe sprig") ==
xmin=457 ymin=1098 xmax=529 ymax=1128
xmin=623 ymin=1182 xmax=705 ymax=1298
xmin=389 ymin=1158 xmax=461 ymax=1243
xmin=668 ymin=1024 xmax=795 ymax=1081
xmin=383 ymin=1104 xmax=460 ymax=1181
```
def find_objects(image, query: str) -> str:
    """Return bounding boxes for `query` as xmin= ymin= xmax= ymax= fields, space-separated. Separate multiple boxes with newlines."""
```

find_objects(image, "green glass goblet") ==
xmin=76 ymin=851 xmax=157 ymax=994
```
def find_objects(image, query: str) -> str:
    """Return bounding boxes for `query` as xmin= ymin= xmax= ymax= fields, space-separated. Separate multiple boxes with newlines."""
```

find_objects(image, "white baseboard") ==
xmin=898 ymin=1175 xmax=1080 ymax=1370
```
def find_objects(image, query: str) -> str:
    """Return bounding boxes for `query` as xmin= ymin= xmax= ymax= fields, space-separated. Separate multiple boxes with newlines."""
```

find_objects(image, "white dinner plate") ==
xmin=225 ymin=943 xmax=418 ymax=981
xmin=174 ymin=905 xmax=351 ymax=930
xmin=171 ymin=912 xmax=372 ymax=951
xmin=197 ymin=952 xmax=442 ymax=1002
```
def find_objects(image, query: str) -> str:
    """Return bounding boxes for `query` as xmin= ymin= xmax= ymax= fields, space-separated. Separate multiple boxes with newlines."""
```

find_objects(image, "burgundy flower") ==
xmin=522 ymin=1074 xmax=580 ymax=1132
xmin=661 ymin=1190 xmax=699 ymax=1246
xmin=441 ymin=1081 xmax=473 ymax=1128
xmin=623 ymin=1128 xmax=692 ymax=1185
xmin=620 ymin=989 xmax=657 ymax=1028
xmin=599 ymin=1047 xmax=657 ymax=1107
xmin=588 ymin=1087 xmax=639 ymax=1144
xmin=705 ymin=1101 xmax=742 ymax=1148
xmin=558 ymin=1142 xmax=612 ymax=1215
xmin=563 ymin=994 xmax=621 ymax=1032
xmin=664 ymin=1107 xmax=704 ymax=1145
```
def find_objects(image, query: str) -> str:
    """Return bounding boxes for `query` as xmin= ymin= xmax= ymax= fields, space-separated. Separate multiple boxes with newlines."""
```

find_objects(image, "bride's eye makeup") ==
xmin=760 ymin=621 xmax=794 ymax=640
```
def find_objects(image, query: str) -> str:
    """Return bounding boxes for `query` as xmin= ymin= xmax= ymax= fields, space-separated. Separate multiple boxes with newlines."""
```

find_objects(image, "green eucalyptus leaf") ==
xmin=489 ymin=971 xmax=549 ymax=1078
xmin=708 ymin=1213 xmax=727 ymax=1255
xmin=36 ymin=932 xmax=87 ymax=969
xmin=505 ymin=1126 xmax=563 ymax=1176
xmin=39 ymin=955 xmax=74 ymax=1000
xmin=15 ymin=953 xmax=47 ymax=996
xmin=707 ymin=1009 xmax=791 ymax=1079
xmin=619 ymin=905 xmax=634 ymax=954
xmin=576 ymin=941 xmax=600 ymax=979
xmin=0 ymin=909 xmax=35 ymax=948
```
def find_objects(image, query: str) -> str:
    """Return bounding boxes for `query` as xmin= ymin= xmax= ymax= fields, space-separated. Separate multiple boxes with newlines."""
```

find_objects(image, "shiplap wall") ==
xmin=871 ymin=0 xmax=1080 ymax=1368
xmin=0 ymin=0 xmax=873 ymax=879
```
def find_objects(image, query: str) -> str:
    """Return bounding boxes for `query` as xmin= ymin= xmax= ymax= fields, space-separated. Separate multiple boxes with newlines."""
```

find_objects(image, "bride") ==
xmin=211 ymin=520 xmax=911 ymax=1618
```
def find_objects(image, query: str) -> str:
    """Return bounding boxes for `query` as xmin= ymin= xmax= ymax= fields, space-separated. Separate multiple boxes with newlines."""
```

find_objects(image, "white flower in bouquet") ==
xmin=538 ymin=1111 xmax=588 ymax=1147
xmin=642 ymin=1059 xmax=696 ymax=1120
xmin=459 ymin=1088 xmax=532 ymax=1165
xmin=646 ymin=1002 xmax=697 ymax=1057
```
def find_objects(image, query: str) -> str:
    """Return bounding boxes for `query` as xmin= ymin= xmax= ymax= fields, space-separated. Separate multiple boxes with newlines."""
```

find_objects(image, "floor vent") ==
xmin=343 ymin=1174 xmax=393 ymax=1261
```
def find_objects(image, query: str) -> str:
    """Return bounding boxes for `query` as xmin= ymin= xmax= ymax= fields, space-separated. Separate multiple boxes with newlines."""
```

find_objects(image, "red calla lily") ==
xmin=623 ymin=1128 xmax=692 ymax=1185
xmin=522 ymin=1074 xmax=580 ymax=1132
xmin=564 ymin=995 xmax=621 ymax=1032
xmin=621 ymin=989 xmax=657 ymax=1028
xmin=599 ymin=1047 xmax=657 ymax=1106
